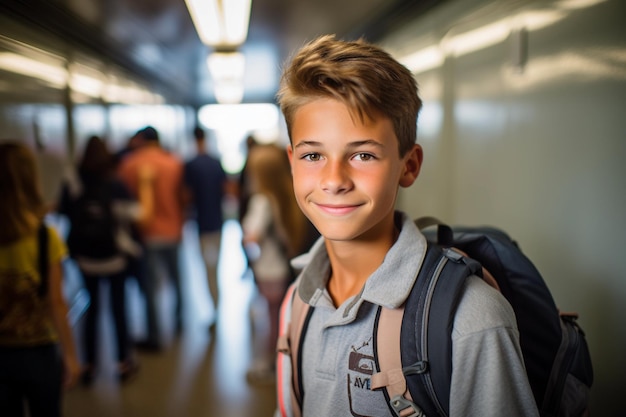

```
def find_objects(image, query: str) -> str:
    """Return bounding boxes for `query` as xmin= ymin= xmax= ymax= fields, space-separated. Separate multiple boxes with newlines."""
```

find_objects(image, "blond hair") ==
xmin=277 ymin=34 xmax=422 ymax=156
xmin=0 ymin=141 xmax=46 ymax=244
xmin=246 ymin=144 xmax=308 ymax=256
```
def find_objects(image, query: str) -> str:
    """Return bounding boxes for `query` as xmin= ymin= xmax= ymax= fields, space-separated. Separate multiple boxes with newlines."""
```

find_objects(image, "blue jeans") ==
xmin=143 ymin=243 xmax=182 ymax=346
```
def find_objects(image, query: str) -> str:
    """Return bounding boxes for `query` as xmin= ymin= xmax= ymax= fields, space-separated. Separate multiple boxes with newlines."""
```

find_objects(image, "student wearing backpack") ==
xmin=241 ymin=144 xmax=311 ymax=384
xmin=58 ymin=136 xmax=149 ymax=384
xmin=275 ymin=35 xmax=539 ymax=417
xmin=0 ymin=141 xmax=80 ymax=417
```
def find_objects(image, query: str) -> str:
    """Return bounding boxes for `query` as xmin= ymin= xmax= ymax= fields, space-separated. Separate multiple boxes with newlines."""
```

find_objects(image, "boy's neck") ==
xmin=325 ymin=227 xmax=399 ymax=307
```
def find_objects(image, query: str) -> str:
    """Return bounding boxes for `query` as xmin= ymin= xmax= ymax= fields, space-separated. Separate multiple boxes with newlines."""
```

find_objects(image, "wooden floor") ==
xmin=61 ymin=220 xmax=278 ymax=417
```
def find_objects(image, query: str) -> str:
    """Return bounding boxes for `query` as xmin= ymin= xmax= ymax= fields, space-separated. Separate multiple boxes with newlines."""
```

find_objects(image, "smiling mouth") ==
xmin=315 ymin=203 xmax=361 ymax=215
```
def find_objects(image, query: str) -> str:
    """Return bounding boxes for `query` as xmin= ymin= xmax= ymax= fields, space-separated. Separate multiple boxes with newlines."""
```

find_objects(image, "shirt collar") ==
xmin=294 ymin=212 xmax=427 ymax=310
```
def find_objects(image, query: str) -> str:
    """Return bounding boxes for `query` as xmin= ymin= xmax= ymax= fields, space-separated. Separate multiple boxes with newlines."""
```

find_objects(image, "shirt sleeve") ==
xmin=183 ymin=160 xmax=193 ymax=187
xmin=117 ymin=159 xmax=135 ymax=193
xmin=242 ymin=193 xmax=272 ymax=237
xmin=449 ymin=276 xmax=539 ymax=417
xmin=47 ymin=225 xmax=68 ymax=263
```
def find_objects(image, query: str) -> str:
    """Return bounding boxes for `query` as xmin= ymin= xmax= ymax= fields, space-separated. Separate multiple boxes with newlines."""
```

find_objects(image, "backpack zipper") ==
xmin=420 ymin=253 xmax=450 ymax=417
xmin=542 ymin=316 xmax=580 ymax=415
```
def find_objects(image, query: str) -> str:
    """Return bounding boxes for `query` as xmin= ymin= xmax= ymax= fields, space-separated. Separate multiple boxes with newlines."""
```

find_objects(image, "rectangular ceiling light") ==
xmin=184 ymin=0 xmax=252 ymax=49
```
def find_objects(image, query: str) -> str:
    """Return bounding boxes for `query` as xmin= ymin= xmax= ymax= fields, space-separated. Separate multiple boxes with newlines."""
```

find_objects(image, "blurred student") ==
xmin=113 ymin=133 xmax=147 ymax=296
xmin=183 ymin=127 xmax=229 ymax=326
xmin=237 ymin=134 xmax=258 ymax=225
xmin=241 ymin=143 xmax=310 ymax=383
xmin=57 ymin=136 xmax=150 ymax=384
xmin=118 ymin=126 xmax=185 ymax=351
xmin=0 ymin=141 xmax=80 ymax=417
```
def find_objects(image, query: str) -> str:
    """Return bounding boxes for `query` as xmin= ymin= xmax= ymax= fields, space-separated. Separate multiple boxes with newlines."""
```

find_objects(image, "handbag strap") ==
xmin=37 ymin=223 xmax=49 ymax=297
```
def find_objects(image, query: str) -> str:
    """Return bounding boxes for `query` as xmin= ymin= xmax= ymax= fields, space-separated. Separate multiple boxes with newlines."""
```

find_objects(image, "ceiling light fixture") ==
xmin=207 ymin=52 xmax=245 ymax=80
xmin=207 ymin=51 xmax=246 ymax=104
xmin=184 ymin=0 xmax=252 ymax=50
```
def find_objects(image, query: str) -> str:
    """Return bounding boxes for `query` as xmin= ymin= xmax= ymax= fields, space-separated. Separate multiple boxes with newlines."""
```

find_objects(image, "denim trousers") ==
xmin=142 ymin=242 xmax=182 ymax=345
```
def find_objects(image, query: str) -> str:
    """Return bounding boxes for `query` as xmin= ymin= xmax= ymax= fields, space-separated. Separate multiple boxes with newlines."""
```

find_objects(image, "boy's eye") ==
xmin=353 ymin=153 xmax=374 ymax=161
xmin=302 ymin=153 xmax=321 ymax=162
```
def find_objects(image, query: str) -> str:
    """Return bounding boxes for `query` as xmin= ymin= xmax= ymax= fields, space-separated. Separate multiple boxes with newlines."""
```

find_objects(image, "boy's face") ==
xmin=287 ymin=98 xmax=422 ymax=243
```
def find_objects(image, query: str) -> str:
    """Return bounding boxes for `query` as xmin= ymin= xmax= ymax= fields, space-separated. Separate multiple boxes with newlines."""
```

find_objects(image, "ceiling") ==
xmin=1 ymin=0 xmax=442 ymax=107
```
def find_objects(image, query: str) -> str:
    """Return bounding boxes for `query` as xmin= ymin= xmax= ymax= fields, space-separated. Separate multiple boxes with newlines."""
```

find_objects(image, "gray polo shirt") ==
xmin=288 ymin=212 xmax=538 ymax=417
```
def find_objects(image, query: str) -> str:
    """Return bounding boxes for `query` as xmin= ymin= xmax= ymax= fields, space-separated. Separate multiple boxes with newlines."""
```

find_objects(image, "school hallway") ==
xmin=60 ymin=219 xmax=278 ymax=417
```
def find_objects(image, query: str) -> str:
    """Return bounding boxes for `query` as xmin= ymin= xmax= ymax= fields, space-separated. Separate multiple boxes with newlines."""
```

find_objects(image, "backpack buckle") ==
xmin=390 ymin=395 xmax=426 ymax=417
xmin=443 ymin=247 xmax=464 ymax=262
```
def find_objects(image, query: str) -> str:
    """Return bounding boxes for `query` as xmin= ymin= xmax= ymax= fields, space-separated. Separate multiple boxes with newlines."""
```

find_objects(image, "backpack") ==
xmin=277 ymin=217 xmax=593 ymax=417
xmin=67 ymin=181 xmax=118 ymax=260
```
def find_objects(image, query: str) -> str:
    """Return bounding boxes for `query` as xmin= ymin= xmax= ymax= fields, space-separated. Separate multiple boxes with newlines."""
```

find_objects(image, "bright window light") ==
xmin=198 ymin=103 xmax=279 ymax=132
xmin=198 ymin=103 xmax=282 ymax=174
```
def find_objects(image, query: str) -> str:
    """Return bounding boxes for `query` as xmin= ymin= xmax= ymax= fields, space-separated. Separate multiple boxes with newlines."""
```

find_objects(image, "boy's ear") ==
xmin=286 ymin=144 xmax=294 ymax=166
xmin=399 ymin=144 xmax=423 ymax=188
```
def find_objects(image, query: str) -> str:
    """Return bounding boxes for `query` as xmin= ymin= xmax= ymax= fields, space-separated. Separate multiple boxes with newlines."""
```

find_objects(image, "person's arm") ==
xmin=181 ymin=163 xmax=194 ymax=210
xmin=55 ymin=182 xmax=71 ymax=217
xmin=136 ymin=165 xmax=155 ymax=225
xmin=276 ymin=283 xmax=298 ymax=417
xmin=47 ymin=260 xmax=80 ymax=388
xmin=242 ymin=193 xmax=272 ymax=245
xmin=223 ymin=176 xmax=239 ymax=198
xmin=180 ymin=184 xmax=193 ymax=215
xmin=449 ymin=276 xmax=539 ymax=417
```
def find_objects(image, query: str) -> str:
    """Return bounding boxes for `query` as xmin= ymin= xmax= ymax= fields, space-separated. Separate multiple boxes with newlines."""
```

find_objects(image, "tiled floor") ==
xmin=62 ymin=220 xmax=277 ymax=417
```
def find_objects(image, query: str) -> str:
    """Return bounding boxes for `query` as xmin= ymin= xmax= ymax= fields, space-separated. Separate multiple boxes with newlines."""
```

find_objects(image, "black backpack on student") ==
xmin=66 ymin=181 xmax=118 ymax=260
xmin=280 ymin=217 xmax=593 ymax=417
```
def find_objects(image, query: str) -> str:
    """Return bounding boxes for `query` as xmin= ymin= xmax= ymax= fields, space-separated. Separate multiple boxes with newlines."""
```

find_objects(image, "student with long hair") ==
xmin=242 ymin=143 xmax=311 ymax=383
xmin=0 ymin=141 xmax=80 ymax=417
xmin=58 ymin=135 xmax=149 ymax=384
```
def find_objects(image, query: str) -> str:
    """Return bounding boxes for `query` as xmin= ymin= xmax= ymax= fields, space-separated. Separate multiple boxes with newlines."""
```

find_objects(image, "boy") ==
xmin=276 ymin=35 xmax=539 ymax=416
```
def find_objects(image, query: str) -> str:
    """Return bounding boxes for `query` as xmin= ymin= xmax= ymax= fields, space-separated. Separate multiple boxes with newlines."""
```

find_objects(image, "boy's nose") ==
xmin=320 ymin=160 xmax=353 ymax=194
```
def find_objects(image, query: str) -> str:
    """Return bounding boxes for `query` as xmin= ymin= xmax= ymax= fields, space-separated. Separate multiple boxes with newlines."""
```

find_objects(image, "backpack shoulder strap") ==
xmin=373 ymin=305 xmax=422 ymax=417
xmin=276 ymin=282 xmax=313 ymax=417
xmin=372 ymin=242 xmax=482 ymax=417
xmin=37 ymin=222 xmax=49 ymax=297
xmin=372 ymin=244 xmax=444 ymax=417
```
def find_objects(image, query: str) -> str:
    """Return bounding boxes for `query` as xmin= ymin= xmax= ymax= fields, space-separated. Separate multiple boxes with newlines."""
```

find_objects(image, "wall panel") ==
xmin=386 ymin=0 xmax=626 ymax=414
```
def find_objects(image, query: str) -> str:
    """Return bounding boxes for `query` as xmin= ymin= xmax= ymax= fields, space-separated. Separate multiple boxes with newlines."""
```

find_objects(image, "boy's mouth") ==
xmin=315 ymin=203 xmax=361 ymax=216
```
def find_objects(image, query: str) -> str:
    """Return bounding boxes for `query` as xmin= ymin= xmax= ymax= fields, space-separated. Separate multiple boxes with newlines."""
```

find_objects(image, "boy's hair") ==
xmin=193 ymin=126 xmax=205 ymax=141
xmin=139 ymin=126 xmax=159 ymax=142
xmin=277 ymin=34 xmax=422 ymax=156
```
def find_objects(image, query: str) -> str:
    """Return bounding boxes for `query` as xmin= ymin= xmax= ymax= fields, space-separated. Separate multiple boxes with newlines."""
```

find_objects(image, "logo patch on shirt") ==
xmin=347 ymin=338 xmax=376 ymax=416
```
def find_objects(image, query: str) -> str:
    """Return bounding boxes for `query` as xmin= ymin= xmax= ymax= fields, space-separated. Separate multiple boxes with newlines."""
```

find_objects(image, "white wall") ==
xmin=383 ymin=0 xmax=625 ymax=414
